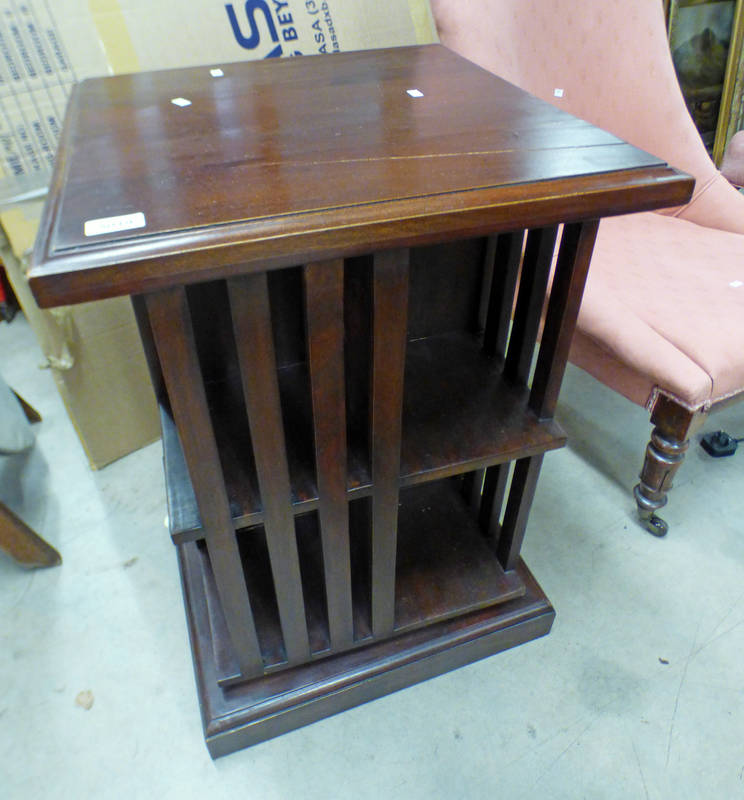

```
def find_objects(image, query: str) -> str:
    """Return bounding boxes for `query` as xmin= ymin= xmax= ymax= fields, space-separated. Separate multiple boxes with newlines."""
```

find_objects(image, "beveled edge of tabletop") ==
xmin=28 ymin=44 xmax=695 ymax=308
xmin=29 ymin=164 xmax=693 ymax=308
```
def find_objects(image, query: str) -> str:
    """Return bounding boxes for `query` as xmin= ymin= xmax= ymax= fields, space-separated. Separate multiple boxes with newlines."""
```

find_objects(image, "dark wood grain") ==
xmin=461 ymin=469 xmax=486 ymax=511
xmin=477 ymin=236 xmax=497 ymax=331
xmin=207 ymin=515 xmax=334 ymax=684
xmin=29 ymin=46 xmax=693 ymax=307
xmin=304 ymin=259 xmax=354 ymax=651
xmin=131 ymin=294 xmax=167 ymax=404
xmin=30 ymin=166 xmax=693 ymax=308
xmin=478 ymin=463 xmax=510 ymax=539
xmin=344 ymin=255 xmax=373 ymax=481
xmin=267 ymin=267 xmax=306 ymax=367
xmin=46 ymin=46 xmax=661 ymax=252
xmin=159 ymin=357 xmax=369 ymax=540
xmin=504 ymin=226 xmax=558 ymax=385
xmin=393 ymin=482 xmax=524 ymax=633
xmin=400 ymin=333 xmax=565 ymax=482
xmin=496 ymin=456 xmax=545 ymax=572
xmin=370 ymin=248 xmax=409 ymax=638
xmin=407 ymin=239 xmax=485 ymax=338
xmin=634 ymin=395 xmax=707 ymax=536
xmin=146 ymin=287 xmax=263 ymax=677
xmin=529 ymin=221 xmax=600 ymax=419
xmin=483 ymin=231 xmax=524 ymax=358
xmin=227 ymin=273 xmax=311 ymax=665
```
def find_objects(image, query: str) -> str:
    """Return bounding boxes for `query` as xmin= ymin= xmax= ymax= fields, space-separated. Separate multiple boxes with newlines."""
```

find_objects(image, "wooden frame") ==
xmin=720 ymin=0 xmax=744 ymax=154
xmin=668 ymin=0 xmax=744 ymax=163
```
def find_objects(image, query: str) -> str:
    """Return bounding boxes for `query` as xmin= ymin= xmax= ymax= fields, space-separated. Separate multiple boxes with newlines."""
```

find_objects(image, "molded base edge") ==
xmin=176 ymin=541 xmax=554 ymax=758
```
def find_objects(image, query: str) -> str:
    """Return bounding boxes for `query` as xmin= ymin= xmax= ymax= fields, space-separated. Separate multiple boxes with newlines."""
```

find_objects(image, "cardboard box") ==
xmin=1 ymin=201 xmax=160 ymax=468
xmin=0 ymin=0 xmax=437 ymax=468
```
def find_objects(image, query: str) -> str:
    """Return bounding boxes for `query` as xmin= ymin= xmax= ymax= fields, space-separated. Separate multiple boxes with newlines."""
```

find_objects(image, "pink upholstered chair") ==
xmin=431 ymin=0 xmax=744 ymax=535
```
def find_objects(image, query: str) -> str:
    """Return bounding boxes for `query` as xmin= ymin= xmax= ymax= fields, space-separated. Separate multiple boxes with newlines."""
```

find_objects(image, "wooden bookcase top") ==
xmin=29 ymin=44 xmax=693 ymax=307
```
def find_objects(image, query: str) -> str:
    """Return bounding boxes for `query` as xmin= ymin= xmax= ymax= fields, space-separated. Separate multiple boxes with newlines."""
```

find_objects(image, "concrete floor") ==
xmin=2 ymin=311 xmax=744 ymax=799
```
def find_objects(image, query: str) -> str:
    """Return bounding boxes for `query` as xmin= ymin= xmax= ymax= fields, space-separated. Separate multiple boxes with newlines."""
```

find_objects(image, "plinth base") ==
xmin=177 ymin=541 xmax=554 ymax=758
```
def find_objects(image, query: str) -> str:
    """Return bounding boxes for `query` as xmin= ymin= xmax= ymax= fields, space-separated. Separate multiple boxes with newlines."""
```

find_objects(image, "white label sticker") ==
xmin=84 ymin=212 xmax=146 ymax=237
xmin=210 ymin=68 xmax=224 ymax=77
xmin=406 ymin=88 xmax=424 ymax=98
xmin=730 ymin=280 xmax=743 ymax=288
xmin=171 ymin=97 xmax=191 ymax=107
xmin=554 ymin=88 xmax=564 ymax=98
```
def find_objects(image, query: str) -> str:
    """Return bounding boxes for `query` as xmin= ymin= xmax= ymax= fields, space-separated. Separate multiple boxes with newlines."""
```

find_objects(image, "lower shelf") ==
xmin=202 ymin=479 xmax=526 ymax=685
xmin=177 ymin=539 xmax=555 ymax=757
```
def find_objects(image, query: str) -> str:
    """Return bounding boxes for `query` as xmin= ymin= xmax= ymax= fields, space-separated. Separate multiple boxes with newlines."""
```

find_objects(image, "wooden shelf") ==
xmin=200 ymin=479 xmax=525 ymax=684
xmin=393 ymin=481 xmax=525 ymax=633
xmin=163 ymin=331 xmax=565 ymax=542
xmin=400 ymin=332 xmax=565 ymax=483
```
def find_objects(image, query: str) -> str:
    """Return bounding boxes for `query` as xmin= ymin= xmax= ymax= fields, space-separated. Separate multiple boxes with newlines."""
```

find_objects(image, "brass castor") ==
xmin=634 ymin=484 xmax=669 ymax=537
xmin=636 ymin=507 xmax=669 ymax=537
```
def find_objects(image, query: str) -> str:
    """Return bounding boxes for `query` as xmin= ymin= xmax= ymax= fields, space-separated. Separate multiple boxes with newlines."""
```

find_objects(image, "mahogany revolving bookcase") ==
xmin=29 ymin=45 xmax=693 ymax=757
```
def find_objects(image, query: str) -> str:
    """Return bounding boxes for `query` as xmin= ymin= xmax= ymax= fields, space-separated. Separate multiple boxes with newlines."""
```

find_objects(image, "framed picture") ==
xmin=721 ymin=4 xmax=744 ymax=152
xmin=668 ymin=0 xmax=744 ymax=163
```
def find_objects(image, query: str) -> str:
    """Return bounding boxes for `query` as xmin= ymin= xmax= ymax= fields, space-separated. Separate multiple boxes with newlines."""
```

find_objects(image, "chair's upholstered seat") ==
xmin=572 ymin=212 xmax=744 ymax=411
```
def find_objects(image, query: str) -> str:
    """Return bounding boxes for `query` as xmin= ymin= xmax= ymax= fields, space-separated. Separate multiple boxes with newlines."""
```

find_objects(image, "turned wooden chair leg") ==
xmin=0 ymin=501 xmax=61 ymax=568
xmin=633 ymin=430 xmax=689 ymax=537
xmin=633 ymin=395 xmax=705 ymax=537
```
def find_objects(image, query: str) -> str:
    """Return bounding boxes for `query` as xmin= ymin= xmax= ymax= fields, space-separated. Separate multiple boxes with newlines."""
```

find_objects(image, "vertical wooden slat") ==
xmin=227 ymin=273 xmax=311 ymax=666
xmin=461 ymin=468 xmax=485 ymax=511
xmin=483 ymin=230 xmax=524 ymax=359
xmin=146 ymin=287 xmax=263 ymax=677
xmin=530 ymin=220 xmax=599 ymax=419
xmin=471 ymin=230 xmax=513 ymax=530
xmin=478 ymin=462 xmax=510 ymax=538
xmin=476 ymin=235 xmax=497 ymax=331
xmin=370 ymin=248 xmax=410 ymax=638
xmin=503 ymin=226 xmax=558 ymax=384
xmin=131 ymin=294 xmax=166 ymax=404
xmin=304 ymin=258 xmax=354 ymax=650
xmin=496 ymin=455 xmax=544 ymax=571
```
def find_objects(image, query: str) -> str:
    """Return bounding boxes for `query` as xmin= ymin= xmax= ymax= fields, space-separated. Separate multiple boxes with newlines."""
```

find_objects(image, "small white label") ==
xmin=210 ymin=68 xmax=224 ymax=77
xmin=730 ymin=280 xmax=743 ymax=288
xmin=406 ymin=88 xmax=424 ymax=98
xmin=554 ymin=88 xmax=564 ymax=98
xmin=84 ymin=212 xmax=146 ymax=237
xmin=171 ymin=97 xmax=191 ymax=107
